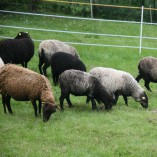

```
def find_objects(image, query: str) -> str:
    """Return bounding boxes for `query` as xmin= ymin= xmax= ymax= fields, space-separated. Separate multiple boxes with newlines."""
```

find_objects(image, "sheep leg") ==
xmin=59 ymin=96 xmax=64 ymax=111
xmin=91 ymin=99 xmax=98 ymax=110
xmin=21 ymin=62 xmax=25 ymax=67
xmin=2 ymin=95 xmax=7 ymax=113
xmin=60 ymin=90 xmax=69 ymax=111
xmin=66 ymin=95 xmax=73 ymax=108
xmin=43 ymin=63 xmax=49 ymax=77
xmin=144 ymin=81 xmax=152 ymax=92
xmin=31 ymin=100 xmax=38 ymax=117
xmin=24 ymin=62 xmax=27 ymax=68
xmin=123 ymin=95 xmax=128 ymax=106
xmin=136 ymin=74 xmax=142 ymax=82
xmin=38 ymin=57 xmax=44 ymax=75
xmin=114 ymin=92 xmax=119 ymax=105
xmin=86 ymin=96 xmax=90 ymax=104
xmin=52 ymin=73 xmax=58 ymax=86
xmin=59 ymin=92 xmax=65 ymax=111
xmin=38 ymin=99 xmax=42 ymax=115
xmin=6 ymin=95 xmax=13 ymax=114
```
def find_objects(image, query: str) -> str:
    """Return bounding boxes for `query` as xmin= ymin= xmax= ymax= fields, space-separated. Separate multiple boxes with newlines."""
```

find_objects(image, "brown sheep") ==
xmin=0 ymin=64 xmax=59 ymax=122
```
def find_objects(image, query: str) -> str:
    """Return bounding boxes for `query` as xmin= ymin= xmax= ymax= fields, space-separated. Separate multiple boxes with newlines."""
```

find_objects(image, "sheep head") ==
xmin=14 ymin=32 xmax=31 ymax=39
xmin=136 ymin=92 xmax=148 ymax=109
xmin=43 ymin=103 xmax=58 ymax=122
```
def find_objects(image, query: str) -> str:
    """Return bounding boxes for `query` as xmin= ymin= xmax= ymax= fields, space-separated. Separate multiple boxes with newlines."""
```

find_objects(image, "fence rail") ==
xmin=0 ymin=9 xmax=157 ymax=51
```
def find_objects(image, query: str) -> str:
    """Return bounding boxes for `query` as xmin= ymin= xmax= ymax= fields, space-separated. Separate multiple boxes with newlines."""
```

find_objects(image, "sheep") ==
xmin=50 ymin=52 xmax=86 ymax=85
xmin=59 ymin=69 xmax=115 ymax=111
xmin=89 ymin=67 xmax=148 ymax=108
xmin=0 ymin=32 xmax=34 ymax=68
xmin=0 ymin=64 xmax=59 ymax=122
xmin=136 ymin=56 xmax=157 ymax=92
xmin=38 ymin=39 xmax=80 ymax=76
xmin=0 ymin=57 xmax=4 ymax=68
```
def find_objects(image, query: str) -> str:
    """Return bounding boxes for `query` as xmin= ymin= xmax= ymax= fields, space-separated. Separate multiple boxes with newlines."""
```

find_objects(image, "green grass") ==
xmin=1 ymin=13 xmax=157 ymax=157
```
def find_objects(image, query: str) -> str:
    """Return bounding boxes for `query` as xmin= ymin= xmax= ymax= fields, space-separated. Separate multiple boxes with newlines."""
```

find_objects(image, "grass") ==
xmin=1 ymin=12 xmax=157 ymax=157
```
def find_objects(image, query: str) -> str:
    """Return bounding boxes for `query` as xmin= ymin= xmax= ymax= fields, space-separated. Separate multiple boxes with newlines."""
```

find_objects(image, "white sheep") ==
xmin=0 ymin=64 xmax=59 ymax=122
xmin=89 ymin=67 xmax=148 ymax=108
xmin=38 ymin=39 xmax=80 ymax=76
xmin=136 ymin=56 xmax=157 ymax=92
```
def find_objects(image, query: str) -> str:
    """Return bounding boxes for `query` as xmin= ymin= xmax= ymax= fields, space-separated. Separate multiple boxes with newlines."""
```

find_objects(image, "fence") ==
xmin=0 ymin=5 xmax=157 ymax=53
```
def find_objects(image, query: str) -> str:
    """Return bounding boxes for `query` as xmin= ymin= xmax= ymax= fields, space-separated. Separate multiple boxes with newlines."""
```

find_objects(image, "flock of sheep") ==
xmin=0 ymin=32 xmax=156 ymax=122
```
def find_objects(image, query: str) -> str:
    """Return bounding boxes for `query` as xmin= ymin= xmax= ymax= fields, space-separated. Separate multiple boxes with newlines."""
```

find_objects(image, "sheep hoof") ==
xmin=68 ymin=105 xmax=73 ymax=108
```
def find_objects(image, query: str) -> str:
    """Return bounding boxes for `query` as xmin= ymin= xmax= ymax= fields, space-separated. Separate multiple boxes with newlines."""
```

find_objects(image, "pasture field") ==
xmin=1 ymin=13 xmax=157 ymax=157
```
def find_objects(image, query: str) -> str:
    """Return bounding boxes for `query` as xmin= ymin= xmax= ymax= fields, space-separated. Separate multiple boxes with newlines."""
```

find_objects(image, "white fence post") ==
xmin=90 ymin=0 xmax=93 ymax=18
xmin=139 ymin=6 xmax=144 ymax=54
xmin=149 ymin=5 xmax=153 ymax=24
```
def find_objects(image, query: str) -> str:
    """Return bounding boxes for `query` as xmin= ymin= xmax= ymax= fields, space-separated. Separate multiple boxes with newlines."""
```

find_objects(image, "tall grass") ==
xmin=1 ymin=13 xmax=157 ymax=157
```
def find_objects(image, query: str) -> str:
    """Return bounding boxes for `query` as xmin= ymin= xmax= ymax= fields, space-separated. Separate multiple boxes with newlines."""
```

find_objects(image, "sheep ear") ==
xmin=18 ymin=33 xmax=21 ymax=36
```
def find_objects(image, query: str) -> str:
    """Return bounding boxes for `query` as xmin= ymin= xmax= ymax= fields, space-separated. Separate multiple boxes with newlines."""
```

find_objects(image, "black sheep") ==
xmin=50 ymin=52 xmax=86 ymax=85
xmin=0 ymin=32 xmax=34 ymax=68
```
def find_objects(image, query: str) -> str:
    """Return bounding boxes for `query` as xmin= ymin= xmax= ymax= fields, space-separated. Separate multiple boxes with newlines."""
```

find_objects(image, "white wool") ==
xmin=38 ymin=40 xmax=79 ymax=63
xmin=89 ymin=67 xmax=144 ymax=98
xmin=0 ymin=57 xmax=4 ymax=68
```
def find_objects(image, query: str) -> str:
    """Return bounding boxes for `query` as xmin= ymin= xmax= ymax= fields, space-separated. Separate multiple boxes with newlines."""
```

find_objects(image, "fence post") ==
xmin=90 ymin=0 xmax=93 ymax=18
xmin=139 ymin=6 xmax=144 ymax=54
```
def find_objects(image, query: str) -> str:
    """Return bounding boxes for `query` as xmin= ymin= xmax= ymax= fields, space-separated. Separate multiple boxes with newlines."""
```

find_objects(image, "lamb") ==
xmin=89 ymin=67 xmax=148 ymax=108
xmin=0 ymin=57 xmax=4 ymax=68
xmin=0 ymin=64 xmax=59 ymax=122
xmin=0 ymin=32 xmax=34 ymax=68
xmin=59 ymin=69 xmax=115 ymax=111
xmin=51 ymin=52 xmax=86 ymax=85
xmin=136 ymin=56 xmax=157 ymax=92
xmin=38 ymin=39 xmax=80 ymax=76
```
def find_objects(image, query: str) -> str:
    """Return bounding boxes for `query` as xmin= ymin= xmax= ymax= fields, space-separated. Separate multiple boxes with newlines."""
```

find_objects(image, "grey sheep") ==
xmin=38 ymin=39 xmax=80 ymax=76
xmin=136 ymin=56 xmax=157 ymax=92
xmin=59 ymin=69 xmax=115 ymax=111
xmin=0 ymin=32 xmax=34 ymax=68
xmin=51 ymin=52 xmax=86 ymax=85
xmin=89 ymin=67 xmax=148 ymax=108
xmin=0 ymin=64 xmax=59 ymax=122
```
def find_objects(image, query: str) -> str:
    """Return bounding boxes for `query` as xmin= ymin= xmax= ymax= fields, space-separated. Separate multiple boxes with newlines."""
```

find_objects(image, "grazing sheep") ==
xmin=0 ymin=64 xmax=58 ymax=122
xmin=59 ymin=69 xmax=115 ymax=111
xmin=89 ymin=67 xmax=148 ymax=108
xmin=38 ymin=39 xmax=80 ymax=76
xmin=136 ymin=56 xmax=157 ymax=92
xmin=0 ymin=57 xmax=4 ymax=68
xmin=51 ymin=52 xmax=86 ymax=85
xmin=0 ymin=32 xmax=34 ymax=68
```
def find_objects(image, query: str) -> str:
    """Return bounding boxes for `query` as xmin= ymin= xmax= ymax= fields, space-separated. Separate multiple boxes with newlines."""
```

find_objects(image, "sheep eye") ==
xmin=19 ymin=33 xmax=21 ymax=36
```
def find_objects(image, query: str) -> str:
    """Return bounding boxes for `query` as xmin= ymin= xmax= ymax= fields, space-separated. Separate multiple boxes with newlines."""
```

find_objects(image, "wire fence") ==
xmin=0 ymin=9 xmax=157 ymax=51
